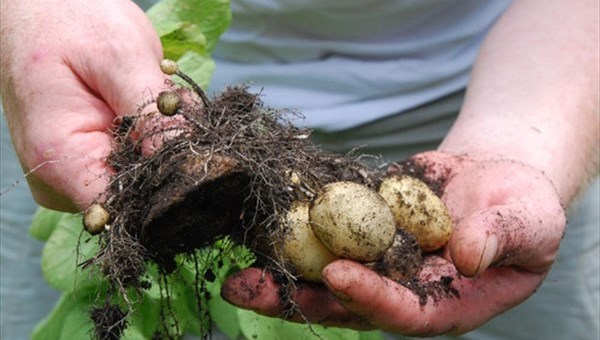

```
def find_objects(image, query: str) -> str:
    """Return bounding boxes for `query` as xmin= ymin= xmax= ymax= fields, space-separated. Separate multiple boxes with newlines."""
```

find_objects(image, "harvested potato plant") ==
xmin=81 ymin=60 xmax=456 ymax=339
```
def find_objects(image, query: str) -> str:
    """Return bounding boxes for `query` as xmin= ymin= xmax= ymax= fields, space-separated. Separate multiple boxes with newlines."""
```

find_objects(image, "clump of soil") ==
xmin=91 ymin=302 xmax=128 ymax=340
xmin=83 ymin=69 xmax=456 ymax=338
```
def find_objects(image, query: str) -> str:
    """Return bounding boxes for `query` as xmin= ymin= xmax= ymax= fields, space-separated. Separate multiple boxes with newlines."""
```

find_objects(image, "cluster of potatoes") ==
xmin=278 ymin=175 xmax=453 ymax=282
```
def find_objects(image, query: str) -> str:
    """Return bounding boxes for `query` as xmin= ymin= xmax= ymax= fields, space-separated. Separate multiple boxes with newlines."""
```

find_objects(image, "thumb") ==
xmin=71 ymin=40 xmax=191 ymax=155
xmin=443 ymin=162 xmax=566 ymax=277
xmin=448 ymin=204 xmax=561 ymax=276
xmin=72 ymin=44 xmax=169 ymax=116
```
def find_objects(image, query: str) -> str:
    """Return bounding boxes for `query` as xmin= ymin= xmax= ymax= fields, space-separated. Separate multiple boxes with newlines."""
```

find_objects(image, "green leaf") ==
xmin=209 ymin=291 xmax=241 ymax=338
xmin=147 ymin=0 xmax=231 ymax=56
xmin=31 ymin=291 xmax=96 ymax=340
xmin=121 ymin=325 xmax=148 ymax=340
xmin=158 ymin=23 xmax=207 ymax=60
xmin=237 ymin=309 xmax=384 ymax=340
xmin=30 ymin=207 xmax=66 ymax=241
xmin=58 ymin=302 xmax=95 ymax=340
xmin=359 ymin=330 xmax=385 ymax=340
xmin=127 ymin=292 xmax=162 ymax=338
xmin=33 ymin=290 xmax=150 ymax=340
xmin=176 ymin=51 xmax=215 ymax=89
xmin=41 ymin=213 xmax=104 ymax=293
xmin=147 ymin=0 xmax=230 ymax=86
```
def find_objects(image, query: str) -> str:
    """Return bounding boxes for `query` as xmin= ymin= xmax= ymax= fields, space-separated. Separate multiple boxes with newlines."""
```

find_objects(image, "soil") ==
xmin=84 ymin=75 xmax=458 ymax=338
xmin=91 ymin=302 xmax=127 ymax=340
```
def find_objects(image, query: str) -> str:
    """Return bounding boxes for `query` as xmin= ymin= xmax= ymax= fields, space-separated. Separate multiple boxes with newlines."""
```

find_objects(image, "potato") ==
xmin=83 ymin=203 xmax=110 ymax=235
xmin=378 ymin=175 xmax=452 ymax=251
xmin=279 ymin=201 xmax=337 ymax=282
xmin=309 ymin=181 xmax=395 ymax=262
xmin=160 ymin=59 xmax=179 ymax=75
xmin=157 ymin=91 xmax=182 ymax=116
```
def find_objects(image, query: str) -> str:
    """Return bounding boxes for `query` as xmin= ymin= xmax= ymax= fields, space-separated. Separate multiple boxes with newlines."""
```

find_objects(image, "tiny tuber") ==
xmin=156 ymin=91 xmax=182 ymax=116
xmin=160 ymin=59 xmax=179 ymax=75
xmin=83 ymin=203 xmax=110 ymax=235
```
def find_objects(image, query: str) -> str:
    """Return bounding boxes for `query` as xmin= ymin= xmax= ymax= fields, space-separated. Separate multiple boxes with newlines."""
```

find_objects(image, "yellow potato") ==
xmin=83 ymin=203 xmax=110 ymax=235
xmin=160 ymin=59 xmax=179 ymax=75
xmin=279 ymin=201 xmax=337 ymax=282
xmin=378 ymin=175 xmax=452 ymax=251
xmin=309 ymin=181 xmax=395 ymax=262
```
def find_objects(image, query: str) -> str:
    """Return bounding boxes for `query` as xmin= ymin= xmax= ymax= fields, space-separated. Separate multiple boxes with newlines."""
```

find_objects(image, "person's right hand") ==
xmin=221 ymin=151 xmax=566 ymax=336
xmin=1 ymin=0 xmax=168 ymax=212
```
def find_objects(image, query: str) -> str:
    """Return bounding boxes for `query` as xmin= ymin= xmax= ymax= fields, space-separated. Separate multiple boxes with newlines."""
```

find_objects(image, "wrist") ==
xmin=438 ymin=117 xmax=597 ymax=208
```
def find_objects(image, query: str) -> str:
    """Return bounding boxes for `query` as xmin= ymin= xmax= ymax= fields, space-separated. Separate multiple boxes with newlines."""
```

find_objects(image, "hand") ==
xmin=1 ymin=0 xmax=167 ymax=211
xmin=221 ymin=151 xmax=566 ymax=336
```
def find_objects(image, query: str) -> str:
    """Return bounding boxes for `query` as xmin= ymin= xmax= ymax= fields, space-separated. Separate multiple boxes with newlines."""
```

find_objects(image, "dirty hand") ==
xmin=221 ymin=151 xmax=566 ymax=336
xmin=0 ymin=0 xmax=166 ymax=211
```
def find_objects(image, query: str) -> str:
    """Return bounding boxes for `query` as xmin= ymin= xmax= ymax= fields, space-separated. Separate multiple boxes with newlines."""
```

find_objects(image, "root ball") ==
xmin=91 ymin=303 xmax=128 ymax=340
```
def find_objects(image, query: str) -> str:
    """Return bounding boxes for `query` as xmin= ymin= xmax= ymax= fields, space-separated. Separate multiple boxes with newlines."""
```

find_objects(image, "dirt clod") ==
xmin=91 ymin=302 xmax=128 ymax=340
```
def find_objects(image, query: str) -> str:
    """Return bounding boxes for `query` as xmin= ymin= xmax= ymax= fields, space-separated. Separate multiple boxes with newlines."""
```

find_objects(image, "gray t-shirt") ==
xmin=210 ymin=0 xmax=510 ymax=131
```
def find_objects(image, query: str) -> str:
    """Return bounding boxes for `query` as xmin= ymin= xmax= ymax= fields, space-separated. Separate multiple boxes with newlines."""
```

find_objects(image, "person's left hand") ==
xmin=220 ymin=151 xmax=566 ymax=336
xmin=0 ymin=0 xmax=168 ymax=212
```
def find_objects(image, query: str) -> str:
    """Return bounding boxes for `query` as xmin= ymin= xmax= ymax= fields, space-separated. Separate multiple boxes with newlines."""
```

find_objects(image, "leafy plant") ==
xmin=31 ymin=208 xmax=383 ymax=339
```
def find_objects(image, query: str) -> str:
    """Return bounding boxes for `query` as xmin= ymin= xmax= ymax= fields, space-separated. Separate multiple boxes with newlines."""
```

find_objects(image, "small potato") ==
xmin=83 ymin=203 xmax=110 ymax=235
xmin=378 ymin=175 xmax=452 ymax=251
xmin=157 ymin=91 xmax=182 ymax=116
xmin=309 ymin=181 xmax=395 ymax=262
xmin=279 ymin=201 xmax=337 ymax=282
xmin=160 ymin=59 xmax=179 ymax=75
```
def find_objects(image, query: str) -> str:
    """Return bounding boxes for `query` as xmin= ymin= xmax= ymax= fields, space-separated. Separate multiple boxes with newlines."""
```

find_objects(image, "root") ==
xmin=91 ymin=299 xmax=128 ymax=340
xmin=79 ymin=67 xmax=423 ymax=339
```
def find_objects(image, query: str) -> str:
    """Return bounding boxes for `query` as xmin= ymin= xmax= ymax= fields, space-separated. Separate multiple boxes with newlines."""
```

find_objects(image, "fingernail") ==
xmin=477 ymin=234 xmax=498 ymax=274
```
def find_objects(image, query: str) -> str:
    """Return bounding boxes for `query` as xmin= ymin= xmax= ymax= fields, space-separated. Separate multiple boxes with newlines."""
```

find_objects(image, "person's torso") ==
xmin=210 ymin=0 xmax=511 ymax=130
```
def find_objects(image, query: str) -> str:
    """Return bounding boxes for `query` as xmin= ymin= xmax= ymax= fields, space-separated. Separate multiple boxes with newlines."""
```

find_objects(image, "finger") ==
xmin=443 ymin=162 xmax=566 ymax=276
xmin=70 ymin=37 xmax=168 ymax=116
xmin=8 ymin=57 xmax=117 ymax=211
xmin=387 ymin=151 xmax=472 ymax=196
xmin=221 ymin=267 xmax=373 ymax=329
xmin=65 ymin=1 xmax=168 ymax=117
xmin=321 ymin=258 xmax=544 ymax=336
xmin=23 ymin=133 xmax=113 ymax=211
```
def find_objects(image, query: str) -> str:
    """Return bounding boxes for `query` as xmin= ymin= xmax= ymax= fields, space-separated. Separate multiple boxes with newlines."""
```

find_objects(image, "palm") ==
xmin=222 ymin=151 xmax=565 ymax=336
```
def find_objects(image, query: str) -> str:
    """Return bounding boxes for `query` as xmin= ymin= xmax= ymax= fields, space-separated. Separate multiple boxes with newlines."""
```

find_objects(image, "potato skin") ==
xmin=309 ymin=181 xmax=395 ymax=262
xmin=378 ymin=175 xmax=452 ymax=251
xmin=279 ymin=201 xmax=337 ymax=282
xmin=83 ymin=203 xmax=110 ymax=235
xmin=157 ymin=91 xmax=181 ymax=116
